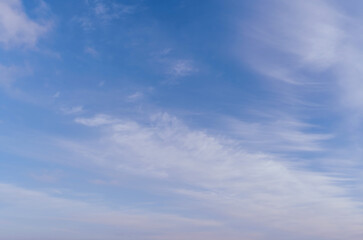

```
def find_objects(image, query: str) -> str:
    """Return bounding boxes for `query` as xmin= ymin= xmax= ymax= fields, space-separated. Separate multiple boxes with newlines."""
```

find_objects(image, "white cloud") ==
xmin=64 ymin=113 xmax=363 ymax=239
xmin=73 ymin=16 xmax=93 ymax=30
xmin=92 ymin=0 xmax=136 ymax=20
xmin=60 ymin=106 xmax=84 ymax=115
xmin=0 ymin=111 xmax=362 ymax=238
xmin=244 ymin=0 xmax=343 ymax=72
xmin=84 ymin=46 xmax=98 ymax=56
xmin=127 ymin=91 xmax=143 ymax=102
xmin=242 ymin=0 xmax=363 ymax=116
xmin=221 ymin=116 xmax=332 ymax=152
xmin=168 ymin=60 xmax=197 ymax=77
xmin=238 ymin=0 xmax=363 ymax=177
xmin=75 ymin=114 xmax=117 ymax=126
xmin=0 ymin=0 xmax=51 ymax=48
xmin=75 ymin=0 xmax=136 ymax=30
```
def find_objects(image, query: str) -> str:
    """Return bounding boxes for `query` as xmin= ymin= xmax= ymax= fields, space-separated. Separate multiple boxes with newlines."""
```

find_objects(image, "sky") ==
xmin=2 ymin=0 xmax=363 ymax=239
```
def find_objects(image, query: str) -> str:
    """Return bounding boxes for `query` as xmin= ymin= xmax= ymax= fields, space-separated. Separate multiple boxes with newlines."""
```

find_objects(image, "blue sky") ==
xmin=1 ymin=0 xmax=363 ymax=239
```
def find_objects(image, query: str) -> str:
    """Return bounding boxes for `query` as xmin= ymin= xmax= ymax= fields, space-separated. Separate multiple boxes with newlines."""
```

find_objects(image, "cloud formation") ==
xmin=3 ymin=0 xmax=363 ymax=239
xmin=0 ymin=0 xmax=51 ymax=48
xmin=67 ymin=113 xmax=363 ymax=239
xmin=244 ymin=0 xmax=363 ymax=116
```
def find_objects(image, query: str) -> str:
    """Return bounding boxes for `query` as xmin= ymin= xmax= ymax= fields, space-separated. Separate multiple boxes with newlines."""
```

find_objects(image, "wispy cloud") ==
xmin=0 ymin=0 xmax=52 ymax=48
xmin=243 ymin=0 xmax=363 ymax=116
xmin=3 ymin=1 xmax=363 ymax=239
xmin=127 ymin=91 xmax=143 ymax=102
xmin=239 ymin=0 xmax=363 ymax=173
xmin=93 ymin=0 xmax=136 ymax=20
xmin=152 ymin=49 xmax=198 ymax=80
xmin=0 ymin=109 xmax=362 ymax=239
xmin=221 ymin=115 xmax=332 ymax=152
xmin=84 ymin=46 xmax=98 ymax=56
xmin=168 ymin=60 xmax=198 ymax=77
xmin=75 ymin=114 xmax=117 ymax=126
xmin=75 ymin=0 xmax=137 ymax=30
xmin=63 ymin=113 xmax=363 ymax=239
xmin=60 ymin=106 xmax=84 ymax=115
